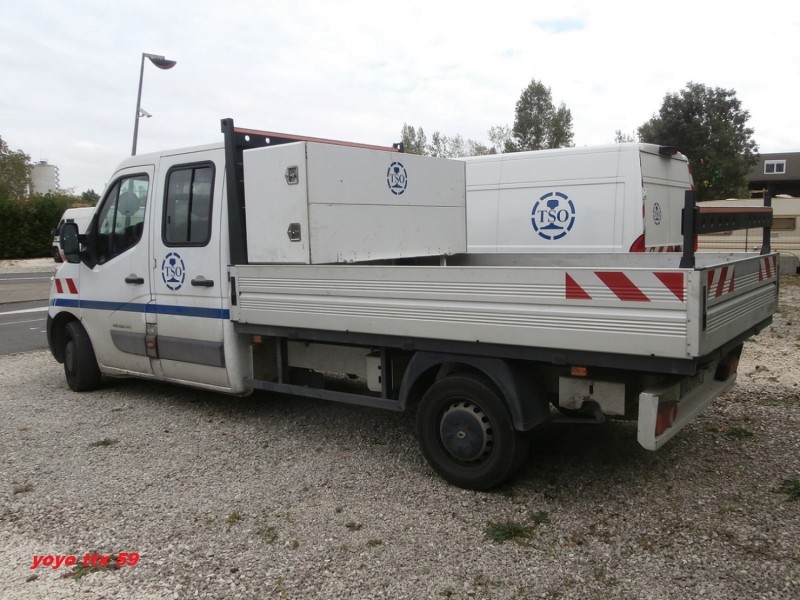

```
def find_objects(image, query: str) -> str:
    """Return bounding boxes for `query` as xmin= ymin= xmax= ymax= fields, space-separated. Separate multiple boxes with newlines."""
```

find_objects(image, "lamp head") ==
xmin=143 ymin=53 xmax=177 ymax=70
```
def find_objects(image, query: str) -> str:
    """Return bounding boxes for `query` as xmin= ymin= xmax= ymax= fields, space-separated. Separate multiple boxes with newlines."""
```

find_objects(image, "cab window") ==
xmin=164 ymin=164 xmax=214 ymax=246
xmin=95 ymin=175 xmax=148 ymax=265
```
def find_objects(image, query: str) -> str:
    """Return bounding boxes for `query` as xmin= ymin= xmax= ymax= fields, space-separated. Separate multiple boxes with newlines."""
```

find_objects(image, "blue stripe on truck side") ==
xmin=51 ymin=298 xmax=230 ymax=320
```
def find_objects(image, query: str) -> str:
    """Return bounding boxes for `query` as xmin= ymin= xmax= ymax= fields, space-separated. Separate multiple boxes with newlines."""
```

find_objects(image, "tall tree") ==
xmin=81 ymin=189 xmax=100 ymax=204
xmin=614 ymin=130 xmax=637 ymax=143
xmin=427 ymin=132 xmax=493 ymax=158
xmin=400 ymin=125 xmax=494 ymax=158
xmin=0 ymin=136 xmax=32 ymax=201
xmin=506 ymin=79 xmax=574 ymax=152
xmin=638 ymin=82 xmax=758 ymax=200
xmin=400 ymin=124 xmax=427 ymax=155
xmin=487 ymin=125 xmax=512 ymax=154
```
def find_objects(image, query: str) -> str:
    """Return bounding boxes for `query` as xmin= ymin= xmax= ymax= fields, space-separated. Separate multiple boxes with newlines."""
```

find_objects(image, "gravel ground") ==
xmin=0 ymin=267 xmax=798 ymax=599
xmin=0 ymin=257 xmax=60 ymax=274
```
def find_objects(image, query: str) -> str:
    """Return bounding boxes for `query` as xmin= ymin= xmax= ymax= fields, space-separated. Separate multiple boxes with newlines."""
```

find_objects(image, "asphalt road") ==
xmin=0 ymin=272 xmax=52 ymax=355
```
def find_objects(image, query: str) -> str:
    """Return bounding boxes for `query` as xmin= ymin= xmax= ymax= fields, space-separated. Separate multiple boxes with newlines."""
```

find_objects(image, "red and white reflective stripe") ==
xmin=646 ymin=245 xmax=682 ymax=253
xmin=706 ymin=267 xmax=735 ymax=299
xmin=566 ymin=271 xmax=685 ymax=302
xmin=54 ymin=278 xmax=78 ymax=294
xmin=758 ymin=255 xmax=778 ymax=281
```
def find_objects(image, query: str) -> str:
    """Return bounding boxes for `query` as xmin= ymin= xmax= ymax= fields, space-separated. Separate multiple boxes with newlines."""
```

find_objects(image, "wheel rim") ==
xmin=439 ymin=400 xmax=493 ymax=462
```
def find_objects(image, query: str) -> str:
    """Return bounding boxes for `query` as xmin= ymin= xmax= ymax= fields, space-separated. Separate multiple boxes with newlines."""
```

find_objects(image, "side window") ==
xmin=164 ymin=164 xmax=214 ymax=246
xmin=95 ymin=174 xmax=148 ymax=265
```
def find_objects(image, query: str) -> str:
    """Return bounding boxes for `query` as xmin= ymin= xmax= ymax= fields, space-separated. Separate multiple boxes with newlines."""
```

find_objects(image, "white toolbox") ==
xmin=243 ymin=141 xmax=466 ymax=264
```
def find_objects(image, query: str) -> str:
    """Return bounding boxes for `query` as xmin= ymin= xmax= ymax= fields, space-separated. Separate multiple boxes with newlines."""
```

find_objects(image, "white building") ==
xmin=31 ymin=161 xmax=60 ymax=195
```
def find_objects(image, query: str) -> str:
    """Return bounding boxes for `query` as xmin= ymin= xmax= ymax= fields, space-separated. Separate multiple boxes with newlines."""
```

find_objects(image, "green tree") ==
xmin=638 ymin=82 xmax=758 ymax=200
xmin=488 ymin=125 xmax=512 ymax=154
xmin=0 ymin=135 xmax=32 ymax=201
xmin=400 ymin=124 xmax=427 ymax=155
xmin=400 ymin=125 xmax=494 ymax=158
xmin=614 ymin=130 xmax=637 ymax=143
xmin=81 ymin=189 xmax=100 ymax=204
xmin=506 ymin=79 xmax=574 ymax=152
xmin=427 ymin=132 xmax=493 ymax=158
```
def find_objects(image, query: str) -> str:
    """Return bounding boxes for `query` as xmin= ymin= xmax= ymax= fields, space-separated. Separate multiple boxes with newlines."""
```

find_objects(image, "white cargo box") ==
xmin=243 ymin=142 xmax=466 ymax=264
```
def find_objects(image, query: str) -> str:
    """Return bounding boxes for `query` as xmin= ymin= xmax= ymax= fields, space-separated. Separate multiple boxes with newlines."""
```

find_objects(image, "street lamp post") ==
xmin=131 ymin=52 xmax=177 ymax=156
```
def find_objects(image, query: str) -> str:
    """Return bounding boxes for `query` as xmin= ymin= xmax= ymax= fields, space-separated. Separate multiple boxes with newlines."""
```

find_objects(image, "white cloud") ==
xmin=1 ymin=0 xmax=798 ymax=192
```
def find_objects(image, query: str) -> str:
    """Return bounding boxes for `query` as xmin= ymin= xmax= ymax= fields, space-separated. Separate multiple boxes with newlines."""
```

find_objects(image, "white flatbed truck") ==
xmin=48 ymin=120 xmax=778 ymax=489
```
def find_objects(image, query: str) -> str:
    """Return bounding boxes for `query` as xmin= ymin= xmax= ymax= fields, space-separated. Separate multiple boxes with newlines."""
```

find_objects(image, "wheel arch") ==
xmin=47 ymin=311 xmax=81 ymax=364
xmin=399 ymin=352 xmax=550 ymax=431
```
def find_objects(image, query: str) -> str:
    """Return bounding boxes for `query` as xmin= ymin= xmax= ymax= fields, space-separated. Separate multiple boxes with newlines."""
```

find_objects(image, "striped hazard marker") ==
xmin=566 ymin=271 xmax=685 ymax=302
xmin=54 ymin=278 xmax=79 ymax=295
xmin=757 ymin=255 xmax=778 ymax=282
xmin=706 ymin=266 xmax=735 ymax=299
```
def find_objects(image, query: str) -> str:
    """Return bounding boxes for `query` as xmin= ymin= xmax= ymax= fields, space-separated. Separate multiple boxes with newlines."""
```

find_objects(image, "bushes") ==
xmin=0 ymin=193 xmax=89 ymax=259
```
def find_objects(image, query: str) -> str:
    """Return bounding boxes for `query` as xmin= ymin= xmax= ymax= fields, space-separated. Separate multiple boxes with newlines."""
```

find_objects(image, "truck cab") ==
xmin=48 ymin=143 xmax=243 ymax=392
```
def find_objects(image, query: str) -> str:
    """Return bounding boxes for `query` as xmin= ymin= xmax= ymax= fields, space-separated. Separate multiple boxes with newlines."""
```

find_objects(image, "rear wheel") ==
xmin=64 ymin=321 xmax=101 ymax=392
xmin=416 ymin=375 xmax=529 ymax=490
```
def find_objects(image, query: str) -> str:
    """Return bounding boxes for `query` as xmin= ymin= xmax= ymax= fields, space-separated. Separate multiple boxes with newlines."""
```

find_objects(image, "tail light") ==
xmin=655 ymin=402 xmax=678 ymax=436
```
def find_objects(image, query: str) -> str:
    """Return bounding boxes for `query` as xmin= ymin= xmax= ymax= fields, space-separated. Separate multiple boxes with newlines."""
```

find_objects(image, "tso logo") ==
xmin=531 ymin=191 xmax=576 ymax=241
xmin=387 ymin=162 xmax=408 ymax=195
xmin=653 ymin=202 xmax=662 ymax=225
xmin=161 ymin=252 xmax=186 ymax=291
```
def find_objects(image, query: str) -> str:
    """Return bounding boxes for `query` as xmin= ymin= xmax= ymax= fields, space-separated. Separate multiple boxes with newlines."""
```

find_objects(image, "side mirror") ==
xmin=60 ymin=222 xmax=81 ymax=264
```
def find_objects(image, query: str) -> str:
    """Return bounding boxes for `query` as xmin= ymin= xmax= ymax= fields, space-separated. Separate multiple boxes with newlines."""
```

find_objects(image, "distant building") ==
xmin=30 ymin=161 xmax=60 ymax=195
xmin=748 ymin=152 xmax=800 ymax=197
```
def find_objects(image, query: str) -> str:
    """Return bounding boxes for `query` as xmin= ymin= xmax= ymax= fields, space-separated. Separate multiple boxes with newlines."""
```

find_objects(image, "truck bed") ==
xmin=229 ymin=252 xmax=777 ymax=364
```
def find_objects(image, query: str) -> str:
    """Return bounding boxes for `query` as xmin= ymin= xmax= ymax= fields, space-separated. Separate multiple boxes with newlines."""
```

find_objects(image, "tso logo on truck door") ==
xmin=531 ymin=191 xmax=576 ymax=240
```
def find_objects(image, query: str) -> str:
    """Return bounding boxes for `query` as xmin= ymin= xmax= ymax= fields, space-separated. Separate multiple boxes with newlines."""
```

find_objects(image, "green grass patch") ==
xmin=485 ymin=520 xmax=530 ymax=543
xmin=726 ymin=426 xmax=754 ymax=439
xmin=530 ymin=510 xmax=550 ymax=525
xmin=89 ymin=438 xmax=119 ymax=448
xmin=774 ymin=479 xmax=800 ymax=502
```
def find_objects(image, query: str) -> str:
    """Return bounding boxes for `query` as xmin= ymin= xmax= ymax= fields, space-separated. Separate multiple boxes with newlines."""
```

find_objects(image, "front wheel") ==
xmin=416 ymin=375 xmax=529 ymax=490
xmin=64 ymin=321 xmax=101 ymax=392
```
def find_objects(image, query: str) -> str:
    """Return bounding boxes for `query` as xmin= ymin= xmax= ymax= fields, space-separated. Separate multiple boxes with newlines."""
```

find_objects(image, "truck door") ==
xmin=150 ymin=151 xmax=229 ymax=388
xmin=78 ymin=167 xmax=155 ymax=376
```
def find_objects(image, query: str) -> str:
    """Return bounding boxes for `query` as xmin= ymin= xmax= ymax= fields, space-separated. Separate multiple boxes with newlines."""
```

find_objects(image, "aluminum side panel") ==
xmin=230 ymin=264 xmax=691 ymax=358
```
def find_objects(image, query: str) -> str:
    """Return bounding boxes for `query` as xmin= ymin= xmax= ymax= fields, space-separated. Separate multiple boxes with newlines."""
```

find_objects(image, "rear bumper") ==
xmin=637 ymin=354 xmax=737 ymax=451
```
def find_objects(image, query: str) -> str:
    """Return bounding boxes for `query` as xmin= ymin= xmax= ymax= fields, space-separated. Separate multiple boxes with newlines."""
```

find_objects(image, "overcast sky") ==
xmin=2 ymin=0 xmax=799 ymax=194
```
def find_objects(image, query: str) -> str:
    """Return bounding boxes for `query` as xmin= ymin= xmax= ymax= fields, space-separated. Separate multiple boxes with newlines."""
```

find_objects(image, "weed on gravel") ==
xmin=774 ymin=478 xmax=800 ymax=501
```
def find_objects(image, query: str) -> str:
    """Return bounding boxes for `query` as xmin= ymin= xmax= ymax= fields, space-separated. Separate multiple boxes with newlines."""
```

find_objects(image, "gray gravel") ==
xmin=1 ymin=276 xmax=798 ymax=599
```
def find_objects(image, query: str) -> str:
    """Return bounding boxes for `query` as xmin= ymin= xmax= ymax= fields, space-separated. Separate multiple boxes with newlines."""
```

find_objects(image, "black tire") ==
xmin=416 ymin=375 xmax=529 ymax=490
xmin=64 ymin=321 xmax=101 ymax=392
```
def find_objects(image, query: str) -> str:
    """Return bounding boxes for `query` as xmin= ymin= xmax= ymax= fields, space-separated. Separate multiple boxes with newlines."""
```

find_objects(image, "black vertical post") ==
xmin=761 ymin=188 xmax=772 ymax=255
xmin=221 ymin=118 xmax=248 ymax=265
xmin=680 ymin=189 xmax=696 ymax=268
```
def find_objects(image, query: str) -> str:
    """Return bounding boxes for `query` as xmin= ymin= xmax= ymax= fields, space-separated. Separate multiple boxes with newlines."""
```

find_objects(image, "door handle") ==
xmin=191 ymin=276 xmax=214 ymax=287
xmin=125 ymin=275 xmax=145 ymax=285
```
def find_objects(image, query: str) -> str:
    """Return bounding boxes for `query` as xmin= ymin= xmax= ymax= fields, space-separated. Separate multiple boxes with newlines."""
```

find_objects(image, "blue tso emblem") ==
xmin=387 ymin=162 xmax=408 ymax=195
xmin=161 ymin=252 xmax=186 ymax=291
xmin=531 ymin=191 xmax=576 ymax=241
